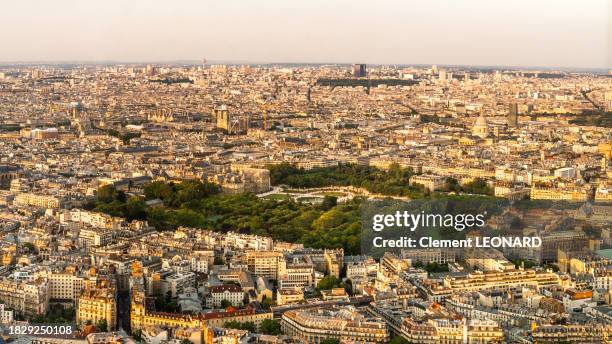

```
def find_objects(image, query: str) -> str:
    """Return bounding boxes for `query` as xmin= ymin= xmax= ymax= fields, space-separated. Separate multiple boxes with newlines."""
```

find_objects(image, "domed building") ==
xmin=472 ymin=112 xmax=489 ymax=138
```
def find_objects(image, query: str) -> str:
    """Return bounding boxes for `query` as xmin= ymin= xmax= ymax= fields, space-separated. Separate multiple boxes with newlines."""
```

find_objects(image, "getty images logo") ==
xmin=372 ymin=210 xmax=487 ymax=232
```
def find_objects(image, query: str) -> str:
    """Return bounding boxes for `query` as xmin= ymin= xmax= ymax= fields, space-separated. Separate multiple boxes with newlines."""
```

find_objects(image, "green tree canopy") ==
xmin=317 ymin=275 xmax=342 ymax=290
xmin=96 ymin=319 xmax=108 ymax=332
xmin=223 ymin=321 xmax=256 ymax=333
xmin=320 ymin=339 xmax=340 ymax=344
xmin=260 ymin=319 xmax=281 ymax=335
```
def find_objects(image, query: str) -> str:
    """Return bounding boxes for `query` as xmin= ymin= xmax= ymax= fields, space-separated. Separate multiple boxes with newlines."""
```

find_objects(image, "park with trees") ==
xmin=90 ymin=163 xmax=500 ymax=255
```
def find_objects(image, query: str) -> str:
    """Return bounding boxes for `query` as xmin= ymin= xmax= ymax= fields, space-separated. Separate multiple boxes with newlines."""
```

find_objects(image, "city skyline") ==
xmin=0 ymin=62 xmax=611 ymax=343
xmin=0 ymin=0 xmax=610 ymax=69
xmin=0 ymin=2 xmax=611 ymax=342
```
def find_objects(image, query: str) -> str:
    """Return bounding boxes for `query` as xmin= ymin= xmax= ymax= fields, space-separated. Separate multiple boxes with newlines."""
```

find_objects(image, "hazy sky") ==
xmin=1 ymin=0 xmax=610 ymax=68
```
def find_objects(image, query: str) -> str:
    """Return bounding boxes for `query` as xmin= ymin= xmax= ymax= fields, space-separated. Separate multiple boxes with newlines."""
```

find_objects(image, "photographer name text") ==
xmin=372 ymin=236 xmax=541 ymax=248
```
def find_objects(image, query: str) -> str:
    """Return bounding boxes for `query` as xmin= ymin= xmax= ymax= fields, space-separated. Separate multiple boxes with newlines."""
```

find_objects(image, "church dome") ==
xmin=474 ymin=112 xmax=487 ymax=126
xmin=472 ymin=112 xmax=489 ymax=138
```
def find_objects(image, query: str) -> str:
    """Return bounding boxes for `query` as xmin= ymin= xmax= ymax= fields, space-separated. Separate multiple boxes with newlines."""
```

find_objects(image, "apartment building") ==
xmin=279 ymin=259 xmax=316 ymax=289
xmin=76 ymin=283 xmax=117 ymax=331
xmin=276 ymin=288 xmax=304 ymax=306
xmin=409 ymin=174 xmax=446 ymax=192
xmin=532 ymin=324 xmax=612 ymax=343
xmin=206 ymin=284 xmax=244 ymax=308
xmin=0 ymin=303 xmax=14 ymax=324
xmin=401 ymin=318 xmax=504 ymax=343
xmin=530 ymin=184 xmax=588 ymax=201
xmin=0 ymin=278 xmax=49 ymax=318
xmin=281 ymin=307 xmax=388 ymax=343
xmin=443 ymin=269 xmax=559 ymax=292
xmin=47 ymin=272 xmax=86 ymax=305
xmin=246 ymin=251 xmax=287 ymax=280
xmin=79 ymin=228 xmax=113 ymax=248
xmin=401 ymin=248 xmax=456 ymax=265
xmin=131 ymin=287 xmax=272 ymax=332
xmin=14 ymin=193 xmax=64 ymax=209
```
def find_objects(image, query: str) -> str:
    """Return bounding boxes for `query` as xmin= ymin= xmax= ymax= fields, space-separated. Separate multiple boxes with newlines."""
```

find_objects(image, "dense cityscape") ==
xmin=0 ymin=61 xmax=610 ymax=344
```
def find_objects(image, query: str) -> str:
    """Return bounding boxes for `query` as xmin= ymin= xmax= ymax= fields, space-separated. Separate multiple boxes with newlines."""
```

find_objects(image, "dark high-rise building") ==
xmin=507 ymin=103 xmax=518 ymax=127
xmin=352 ymin=64 xmax=367 ymax=78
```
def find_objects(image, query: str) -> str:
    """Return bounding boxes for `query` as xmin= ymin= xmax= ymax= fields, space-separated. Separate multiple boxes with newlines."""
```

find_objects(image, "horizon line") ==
xmin=0 ymin=59 xmax=609 ymax=72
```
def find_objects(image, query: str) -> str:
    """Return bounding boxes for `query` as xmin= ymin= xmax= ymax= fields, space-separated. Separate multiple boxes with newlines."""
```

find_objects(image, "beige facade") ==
xmin=276 ymin=288 xmax=304 ymax=306
xmin=281 ymin=308 xmax=388 ymax=343
xmin=410 ymin=174 xmax=445 ymax=192
xmin=14 ymin=193 xmax=63 ymax=208
xmin=246 ymin=251 xmax=286 ymax=281
xmin=76 ymin=284 xmax=117 ymax=331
